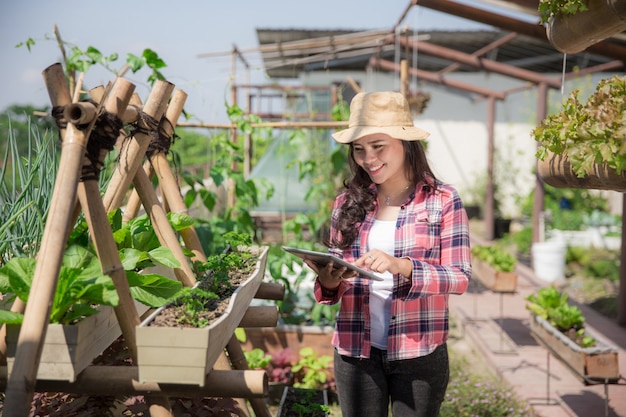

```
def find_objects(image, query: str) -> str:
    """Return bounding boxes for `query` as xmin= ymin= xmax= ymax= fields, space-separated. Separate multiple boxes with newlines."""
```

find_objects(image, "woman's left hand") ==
xmin=355 ymin=251 xmax=413 ymax=278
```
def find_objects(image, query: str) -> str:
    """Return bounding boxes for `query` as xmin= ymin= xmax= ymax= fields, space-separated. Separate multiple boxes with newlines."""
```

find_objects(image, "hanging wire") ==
xmin=561 ymin=53 xmax=568 ymax=96
xmin=412 ymin=9 xmax=419 ymax=92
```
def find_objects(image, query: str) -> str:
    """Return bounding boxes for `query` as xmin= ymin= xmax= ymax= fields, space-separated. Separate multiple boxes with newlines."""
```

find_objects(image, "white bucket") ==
xmin=531 ymin=241 xmax=566 ymax=282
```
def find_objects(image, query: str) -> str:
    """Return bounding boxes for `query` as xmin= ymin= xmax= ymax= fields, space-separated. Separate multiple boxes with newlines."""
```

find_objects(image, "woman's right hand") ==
xmin=305 ymin=259 xmax=355 ymax=290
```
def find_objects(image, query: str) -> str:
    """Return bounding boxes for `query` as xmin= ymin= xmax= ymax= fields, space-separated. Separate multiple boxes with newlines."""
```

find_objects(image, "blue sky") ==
xmin=0 ymin=0 xmax=498 ymax=123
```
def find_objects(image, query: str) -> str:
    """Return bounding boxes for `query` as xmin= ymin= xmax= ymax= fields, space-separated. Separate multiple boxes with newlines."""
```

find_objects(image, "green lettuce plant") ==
xmin=471 ymin=245 xmax=516 ymax=272
xmin=0 ymin=245 xmax=119 ymax=325
xmin=525 ymin=286 xmax=596 ymax=347
xmin=534 ymin=75 xmax=626 ymax=177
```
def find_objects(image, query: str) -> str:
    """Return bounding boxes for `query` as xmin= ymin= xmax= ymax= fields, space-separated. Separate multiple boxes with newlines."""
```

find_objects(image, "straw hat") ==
xmin=332 ymin=91 xmax=430 ymax=144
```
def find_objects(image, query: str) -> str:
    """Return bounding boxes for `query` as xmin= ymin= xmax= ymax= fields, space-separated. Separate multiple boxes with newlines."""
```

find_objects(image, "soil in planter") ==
xmin=278 ymin=387 xmax=328 ymax=417
xmin=148 ymin=257 xmax=256 ymax=328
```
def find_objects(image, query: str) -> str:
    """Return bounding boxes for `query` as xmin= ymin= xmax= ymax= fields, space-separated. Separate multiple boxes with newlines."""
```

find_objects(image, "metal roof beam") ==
xmin=370 ymin=56 xmax=507 ymax=100
xmin=399 ymin=36 xmax=562 ymax=88
xmin=415 ymin=0 xmax=626 ymax=61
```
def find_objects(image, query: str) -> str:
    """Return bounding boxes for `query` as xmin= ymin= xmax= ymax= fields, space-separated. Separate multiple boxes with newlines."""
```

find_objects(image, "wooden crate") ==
xmin=136 ymin=246 xmax=268 ymax=386
xmin=472 ymin=258 xmax=517 ymax=293
xmin=529 ymin=314 xmax=620 ymax=383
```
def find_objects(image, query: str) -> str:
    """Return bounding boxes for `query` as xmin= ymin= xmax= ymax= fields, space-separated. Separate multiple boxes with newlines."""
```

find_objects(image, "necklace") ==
xmin=382 ymin=184 xmax=412 ymax=206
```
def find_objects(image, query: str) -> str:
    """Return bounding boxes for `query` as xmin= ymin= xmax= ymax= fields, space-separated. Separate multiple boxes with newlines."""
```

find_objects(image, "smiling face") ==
xmin=351 ymin=133 xmax=408 ymax=188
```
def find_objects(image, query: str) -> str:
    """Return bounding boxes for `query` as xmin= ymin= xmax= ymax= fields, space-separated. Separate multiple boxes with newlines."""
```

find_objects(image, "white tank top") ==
xmin=368 ymin=219 xmax=396 ymax=350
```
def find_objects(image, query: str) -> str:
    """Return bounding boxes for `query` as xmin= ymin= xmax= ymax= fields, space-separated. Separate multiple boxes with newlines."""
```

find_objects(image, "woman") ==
xmin=307 ymin=91 xmax=471 ymax=417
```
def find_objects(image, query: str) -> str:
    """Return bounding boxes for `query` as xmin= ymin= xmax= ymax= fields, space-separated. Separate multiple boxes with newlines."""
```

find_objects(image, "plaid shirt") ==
xmin=314 ymin=180 xmax=471 ymax=361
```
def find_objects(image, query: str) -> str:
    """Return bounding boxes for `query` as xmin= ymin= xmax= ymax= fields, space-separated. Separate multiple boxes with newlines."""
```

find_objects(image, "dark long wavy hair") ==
xmin=327 ymin=139 xmax=439 ymax=250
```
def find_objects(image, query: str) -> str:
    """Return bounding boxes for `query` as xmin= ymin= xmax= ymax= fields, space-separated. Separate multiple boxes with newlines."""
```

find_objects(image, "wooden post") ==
xmin=3 ymin=63 xmax=96 ymax=415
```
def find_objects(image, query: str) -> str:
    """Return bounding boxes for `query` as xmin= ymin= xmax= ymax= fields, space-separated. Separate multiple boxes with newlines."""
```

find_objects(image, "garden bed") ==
xmin=472 ymin=258 xmax=517 ymax=293
xmin=529 ymin=314 xmax=620 ymax=383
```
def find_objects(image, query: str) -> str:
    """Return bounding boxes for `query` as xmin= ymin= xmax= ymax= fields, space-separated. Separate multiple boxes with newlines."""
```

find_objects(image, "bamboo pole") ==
xmin=132 ymin=167 xmax=196 ymax=287
xmin=238 ymin=306 xmax=279 ymax=328
xmin=3 ymin=63 xmax=96 ymax=416
xmin=100 ymin=83 xmax=196 ymax=287
xmin=226 ymin=335 xmax=272 ymax=417
xmin=149 ymin=91 xmax=207 ymax=263
xmin=122 ymin=160 xmax=153 ymax=222
xmin=178 ymin=120 xmax=349 ymax=129
xmin=0 ymin=366 xmax=267 ymax=398
xmin=102 ymin=80 xmax=174 ymax=212
xmin=76 ymin=78 xmax=142 ymax=362
xmin=89 ymin=83 xmax=176 ymax=417
xmin=254 ymin=281 xmax=286 ymax=301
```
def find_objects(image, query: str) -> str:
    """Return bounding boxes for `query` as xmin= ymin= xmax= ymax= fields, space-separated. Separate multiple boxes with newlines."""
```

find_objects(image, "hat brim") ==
xmin=332 ymin=125 xmax=430 ymax=144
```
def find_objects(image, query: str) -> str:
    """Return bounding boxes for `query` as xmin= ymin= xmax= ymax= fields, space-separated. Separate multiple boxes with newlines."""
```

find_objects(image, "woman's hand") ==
xmin=355 ymin=251 xmax=413 ymax=279
xmin=305 ymin=259 xmax=357 ymax=290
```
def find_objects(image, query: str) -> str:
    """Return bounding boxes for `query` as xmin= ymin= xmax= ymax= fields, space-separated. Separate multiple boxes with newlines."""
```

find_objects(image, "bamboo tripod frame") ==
xmin=1 ymin=63 xmax=282 ymax=417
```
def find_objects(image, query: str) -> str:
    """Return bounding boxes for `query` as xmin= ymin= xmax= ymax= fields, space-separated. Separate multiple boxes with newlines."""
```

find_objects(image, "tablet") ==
xmin=282 ymin=246 xmax=384 ymax=281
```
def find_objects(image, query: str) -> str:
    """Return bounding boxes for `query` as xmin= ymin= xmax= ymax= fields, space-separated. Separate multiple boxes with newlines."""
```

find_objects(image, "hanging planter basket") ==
xmin=136 ymin=246 xmax=269 ymax=386
xmin=537 ymin=151 xmax=626 ymax=192
xmin=547 ymin=0 xmax=626 ymax=53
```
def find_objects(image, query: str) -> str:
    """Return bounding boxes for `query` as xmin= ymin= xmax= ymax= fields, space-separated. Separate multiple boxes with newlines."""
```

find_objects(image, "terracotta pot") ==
xmin=135 ymin=246 xmax=268 ymax=386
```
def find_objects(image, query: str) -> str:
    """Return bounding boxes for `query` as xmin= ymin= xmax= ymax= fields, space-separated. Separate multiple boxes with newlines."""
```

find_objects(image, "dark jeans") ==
xmin=333 ymin=344 xmax=449 ymax=417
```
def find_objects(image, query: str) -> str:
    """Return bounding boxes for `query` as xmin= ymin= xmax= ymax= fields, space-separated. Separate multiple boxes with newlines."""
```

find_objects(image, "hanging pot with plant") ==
xmin=534 ymin=74 xmax=626 ymax=192
xmin=541 ymin=0 xmax=626 ymax=54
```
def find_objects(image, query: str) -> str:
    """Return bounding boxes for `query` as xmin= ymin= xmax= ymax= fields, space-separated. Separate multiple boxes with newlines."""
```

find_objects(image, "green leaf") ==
xmin=119 ymin=247 xmax=144 ymax=270
xmin=148 ymin=247 xmax=181 ymax=268
xmin=127 ymin=271 xmax=182 ymax=307
xmin=0 ymin=257 xmax=36 ymax=299
xmin=143 ymin=48 xmax=167 ymax=69
xmin=126 ymin=53 xmax=145 ymax=72
xmin=0 ymin=310 xmax=24 ymax=324
xmin=63 ymin=245 xmax=97 ymax=271
xmin=168 ymin=212 xmax=195 ymax=231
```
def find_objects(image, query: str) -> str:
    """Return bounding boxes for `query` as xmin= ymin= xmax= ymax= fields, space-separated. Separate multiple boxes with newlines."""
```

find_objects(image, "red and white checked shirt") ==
xmin=314 ymin=180 xmax=472 ymax=361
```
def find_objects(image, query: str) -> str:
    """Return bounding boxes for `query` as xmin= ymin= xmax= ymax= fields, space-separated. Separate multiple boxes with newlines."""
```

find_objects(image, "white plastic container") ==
xmin=531 ymin=240 xmax=566 ymax=282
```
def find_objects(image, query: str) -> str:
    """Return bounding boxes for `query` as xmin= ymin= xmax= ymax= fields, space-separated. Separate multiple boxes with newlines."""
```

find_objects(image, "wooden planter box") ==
xmin=529 ymin=314 xmax=620 ymax=383
xmin=277 ymin=386 xmax=329 ymax=417
xmin=136 ymin=246 xmax=269 ymax=386
xmin=472 ymin=258 xmax=517 ymax=293
xmin=537 ymin=151 xmax=626 ymax=192
xmin=6 ymin=305 xmax=124 ymax=382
